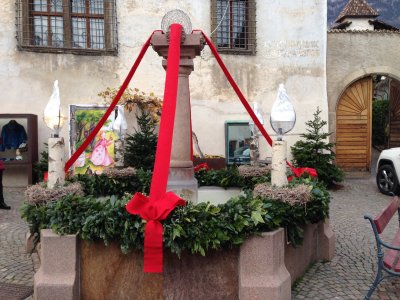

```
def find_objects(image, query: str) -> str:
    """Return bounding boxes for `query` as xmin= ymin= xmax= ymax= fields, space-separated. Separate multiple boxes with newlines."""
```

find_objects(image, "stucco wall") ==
xmin=327 ymin=31 xmax=400 ymax=141
xmin=0 ymin=0 xmax=327 ymax=185
xmin=191 ymin=0 xmax=328 ymax=158
xmin=344 ymin=18 xmax=374 ymax=31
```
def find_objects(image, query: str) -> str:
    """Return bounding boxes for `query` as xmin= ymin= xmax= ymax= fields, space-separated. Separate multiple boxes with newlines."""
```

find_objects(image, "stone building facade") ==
xmin=327 ymin=30 xmax=400 ymax=134
xmin=0 ymin=0 xmax=328 ymax=185
xmin=327 ymin=0 xmax=400 ymax=172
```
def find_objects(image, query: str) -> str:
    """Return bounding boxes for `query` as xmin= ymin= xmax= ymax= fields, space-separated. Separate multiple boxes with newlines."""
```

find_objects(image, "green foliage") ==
xmin=33 ymin=143 xmax=48 ymax=183
xmin=124 ymin=112 xmax=157 ymax=170
xmin=69 ymin=169 xmax=151 ymax=197
xmin=20 ymin=199 xmax=51 ymax=234
xmin=291 ymin=107 xmax=344 ymax=186
xmin=372 ymin=100 xmax=389 ymax=147
xmin=70 ymin=166 xmax=268 ymax=199
xmin=20 ymin=178 xmax=329 ymax=256
xmin=195 ymin=167 xmax=270 ymax=193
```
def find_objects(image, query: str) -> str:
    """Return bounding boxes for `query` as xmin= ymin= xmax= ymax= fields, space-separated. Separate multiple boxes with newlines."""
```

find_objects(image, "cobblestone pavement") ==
xmin=293 ymin=177 xmax=400 ymax=300
xmin=0 ymin=188 xmax=39 ymax=291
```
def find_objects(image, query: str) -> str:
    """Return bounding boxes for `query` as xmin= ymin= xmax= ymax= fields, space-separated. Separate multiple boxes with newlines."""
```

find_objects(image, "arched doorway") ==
xmin=336 ymin=75 xmax=400 ymax=172
xmin=336 ymin=77 xmax=372 ymax=172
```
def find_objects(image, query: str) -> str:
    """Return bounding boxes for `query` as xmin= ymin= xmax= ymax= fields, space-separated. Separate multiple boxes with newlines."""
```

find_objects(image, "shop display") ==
xmin=0 ymin=114 xmax=38 ymax=184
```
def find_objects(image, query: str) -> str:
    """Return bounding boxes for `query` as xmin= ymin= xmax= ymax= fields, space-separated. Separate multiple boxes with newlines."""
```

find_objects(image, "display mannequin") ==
xmin=0 ymin=161 xmax=10 ymax=209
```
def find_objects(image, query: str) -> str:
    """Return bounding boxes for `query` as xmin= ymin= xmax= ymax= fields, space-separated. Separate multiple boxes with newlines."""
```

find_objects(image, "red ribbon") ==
xmin=291 ymin=167 xmax=318 ymax=178
xmin=126 ymin=192 xmax=185 ymax=272
xmin=288 ymin=167 xmax=318 ymax=182
xmin=197 ymin=30 xmax=317 ymax=177
xmin=197 ymin=31 xmax=273 ymax=148
xmin=126 ymin=24 xmax=186 ymax=273
xmin=64 ymin=31 xmax=160 ymax=172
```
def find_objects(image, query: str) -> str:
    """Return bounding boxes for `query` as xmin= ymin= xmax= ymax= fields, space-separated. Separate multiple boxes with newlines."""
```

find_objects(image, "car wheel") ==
xmin=376 ymin=165 xmax=399 ymax=195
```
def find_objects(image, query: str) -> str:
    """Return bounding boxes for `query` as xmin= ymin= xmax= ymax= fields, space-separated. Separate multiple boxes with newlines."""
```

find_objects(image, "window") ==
xmin=225 ymin=121 xmax=252 ymax=165
xmin=16 ymin=0 xmax=117 ymax=55
xmin=211 ymin=0 xmax=256 ymax=55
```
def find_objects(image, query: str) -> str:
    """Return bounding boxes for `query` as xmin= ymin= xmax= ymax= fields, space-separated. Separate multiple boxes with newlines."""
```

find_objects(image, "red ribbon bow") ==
xmin=292 ymin=167 xmax=318 ymax=178
xmin=126 ymin=192 xmax=185 ymax=273
xmin=288 ymin=167 xmax=318 ymax=182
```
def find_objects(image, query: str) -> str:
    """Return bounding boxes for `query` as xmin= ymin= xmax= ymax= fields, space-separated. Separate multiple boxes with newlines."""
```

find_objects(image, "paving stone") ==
xmin=293 ymin=177 xmax=400 ymax=299
xmin=0 ymin=187 xmax=38 ymax=290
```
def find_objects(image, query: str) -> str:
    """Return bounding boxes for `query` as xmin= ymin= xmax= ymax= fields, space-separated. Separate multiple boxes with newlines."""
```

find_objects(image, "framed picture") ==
xmin=69 ymin=105 xmax=118 ymax=175
xmin=225 ymin=121 xmax=252 ymax=165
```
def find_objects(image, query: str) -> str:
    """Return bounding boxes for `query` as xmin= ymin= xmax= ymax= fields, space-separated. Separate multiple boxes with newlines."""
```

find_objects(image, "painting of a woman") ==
xmin=90 ymin=131 xmax=114 ymax=166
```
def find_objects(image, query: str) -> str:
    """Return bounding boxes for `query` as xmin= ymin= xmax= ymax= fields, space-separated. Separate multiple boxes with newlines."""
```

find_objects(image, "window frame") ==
xmin=17 ymin=0 xmax=118 ymax=55
xmin=225 ymin=121 xmax=252 ymax=165
xmin=210 ymin=0 xmax=256 ymax=55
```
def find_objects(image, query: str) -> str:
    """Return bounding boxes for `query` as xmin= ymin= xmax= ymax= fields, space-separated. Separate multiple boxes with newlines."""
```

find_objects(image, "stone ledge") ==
xmin=33 ymin=229 xmax=78 ymax=300
xmin=240 ymin=229 xmax=291 ymax=300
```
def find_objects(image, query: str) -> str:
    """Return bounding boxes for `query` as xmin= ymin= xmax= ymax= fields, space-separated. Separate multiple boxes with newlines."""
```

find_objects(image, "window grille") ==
xmin=211 ymin=0 xmax=256 ymax=55
xmin=16 ymin=0 xmax=118 ymax=55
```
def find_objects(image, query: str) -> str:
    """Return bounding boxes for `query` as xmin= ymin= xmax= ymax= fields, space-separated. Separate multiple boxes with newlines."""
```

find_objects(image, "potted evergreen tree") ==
xmin=291 ymin=107 xmax=344 ymax=186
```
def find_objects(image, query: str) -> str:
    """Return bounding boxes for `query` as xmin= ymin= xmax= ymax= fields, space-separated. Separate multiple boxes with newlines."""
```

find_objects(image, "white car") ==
xmin=376 ymin=148 xmax=400 ymax=195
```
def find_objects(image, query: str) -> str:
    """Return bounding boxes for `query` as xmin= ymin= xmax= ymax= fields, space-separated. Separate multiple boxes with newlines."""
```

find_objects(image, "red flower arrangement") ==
xmin=194 ymin=163 xmax=210 ymax=172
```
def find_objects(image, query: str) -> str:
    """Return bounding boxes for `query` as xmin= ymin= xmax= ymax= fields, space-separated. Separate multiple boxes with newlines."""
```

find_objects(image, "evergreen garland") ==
xmin=124 ymin=112 xmax=157 ymax=170
xmin=291 ymin=107 xmax=344 ymax=186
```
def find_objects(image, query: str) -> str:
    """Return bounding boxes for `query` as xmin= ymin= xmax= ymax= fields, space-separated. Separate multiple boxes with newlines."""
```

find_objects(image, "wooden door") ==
xmin=388 ymin=81 xmax=400 ymax=148
xmin=336 ymin=77 xmax=372 ymax=171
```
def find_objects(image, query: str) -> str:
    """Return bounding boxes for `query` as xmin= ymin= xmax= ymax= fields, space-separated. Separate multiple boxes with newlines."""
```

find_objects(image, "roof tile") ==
xmin=335 ymin=0 xmax=379 ymax=23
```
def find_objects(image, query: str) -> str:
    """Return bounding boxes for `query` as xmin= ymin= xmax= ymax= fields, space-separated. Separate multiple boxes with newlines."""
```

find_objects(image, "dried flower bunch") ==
xmin=238 ymin=165 xmax=271 ymax=178
xmin=253 ymin=183 xmax=312 ymax=205
xmin=102 ymin=167 xmax=136 ymax=178
xmin=25 ymin=182 xmax=84 ymax=204
xmin=98 ymin=87 xmax=163 ymax=121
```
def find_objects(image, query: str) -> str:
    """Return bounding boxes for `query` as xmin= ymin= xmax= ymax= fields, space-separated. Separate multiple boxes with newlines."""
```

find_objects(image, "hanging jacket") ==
xmin=0 ymin=120 xmax=27 ymax=151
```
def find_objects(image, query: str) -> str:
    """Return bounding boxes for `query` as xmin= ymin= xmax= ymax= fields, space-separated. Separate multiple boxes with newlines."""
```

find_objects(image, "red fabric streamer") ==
xmin=197 ymin=30 xmax=318 ymax=176
xmin=196 ymin=30 xmax=273 ymax=148
xmin=64 ymin=31 xmax=160 ymax=172
xmin=126 ymin=24 xmax=186 ymax=273
xmin=149 ymin=24 xmax=182 ymax=200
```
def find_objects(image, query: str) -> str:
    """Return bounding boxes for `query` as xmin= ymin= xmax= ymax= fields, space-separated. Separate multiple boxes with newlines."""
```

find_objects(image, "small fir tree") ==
xmin=124 ymin=112 xmax=157 ymax=170
xmin=33 ymin=143 xmax=48 ymax=183
xmin=291 ymin=107 xmax=344 ymax=186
